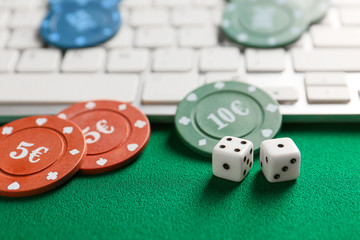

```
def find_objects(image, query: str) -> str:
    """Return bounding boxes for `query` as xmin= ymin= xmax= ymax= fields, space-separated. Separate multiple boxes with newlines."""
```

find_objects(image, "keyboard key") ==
xmin=119 ymin=7 xmax=129 ymax=24
xmin=245 ymin=49 xmax=285 ymax=72
xmin=287 ymin=35 xmax=306 ymax=49
xmin=205 ymin=72 xmax=246 ymax=83
xmin=0 ymin=74 xmax=139 ymax=103
xmin=154 ymin=0 xmax=190 ymax=7
xmin=200 ymin=47 xmax=240 ymax=72
xmin=332 ymin=0 xmax=360 ymax=6
xmin=9 ymin=9 xmax=46 ymax=28
xmin=171 ymin=8 xmax=210 ymax=26
xmin=339 ymin=8 xmax=360 ymax=25
xmin=16 ymin=49 xmax=61 ymax=73
xmin=130 ymin=8 xmax=169 ymax=27
xmin=142 ymin=73 xmax=199 ymax=104
xmin=305 ymin=73 xmax=347 ymax=86
xmin=311 ymin=26 xmax=360 ymax=47
xmin=135 ymin=27 xmax=175 ymax=48
xmin=103 ymin=26 xmax=133 ymax=48
xmin=0 ymin=29 xmax=9 ymax=47
xmin=122 ymin=0 xmax=152 ymax=9
xmin=0 ymin=49 xmax=19 ymax=72
xmin=153 ymin=48 xmax=194 ymax=72
xmin=262 ymin=87 xmax=299 ymax=104
xmin=317 ymin=12 xmax=332 ymax=25
xmin=0 ymin=9 xmax=11 ymax=28
xmin=292 ymin=49 xmax=360 ymax=72
xmin=61 ymin=48 xmax=106 ymax=73
xmin=179 ymin=27 xmax=217 ymax=47
xmin=35 ymin=0 xmax=48 ymax=7
xmin=306 ymin=86 xmax=351 ymax=103
xmin=193 ymin=0 xmax=223 ymax=8
xmin=211 ymin=7 xmax=224 ymax=26
xmin=7 ymin=28 xmax=43 ymax=49
xmin=107 ymin=49 xmax=149 ymax=73
xmin=1 ymin=0 xmax=42 ymax=9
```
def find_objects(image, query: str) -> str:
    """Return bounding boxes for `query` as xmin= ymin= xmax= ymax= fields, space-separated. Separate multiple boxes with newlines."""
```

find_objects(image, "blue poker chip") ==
xmin=40 ymin=0 xmax=121 ymax=49
xmin=49 ymin=0 xmax=120 ymax=8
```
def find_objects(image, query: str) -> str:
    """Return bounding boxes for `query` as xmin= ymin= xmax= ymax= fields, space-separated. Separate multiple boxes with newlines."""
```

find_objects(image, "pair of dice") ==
xmin=212 ymin=136 xmax=301 ymax=182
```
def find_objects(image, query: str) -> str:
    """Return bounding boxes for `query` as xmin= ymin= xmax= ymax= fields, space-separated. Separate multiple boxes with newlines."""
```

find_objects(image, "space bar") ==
xmin=0 ymin=74 xmax=139 ymax=104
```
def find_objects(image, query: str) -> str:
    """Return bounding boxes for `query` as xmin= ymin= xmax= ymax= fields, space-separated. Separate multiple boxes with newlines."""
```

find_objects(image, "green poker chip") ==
xmin=175 ymin=81 xmax=282 ymax=157
xmin=222 ymin=0 xmax=329 ymax=48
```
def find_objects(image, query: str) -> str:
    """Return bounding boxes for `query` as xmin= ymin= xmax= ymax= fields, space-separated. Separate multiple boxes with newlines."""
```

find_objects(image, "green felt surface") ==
xmin=1 ymin=123 xmax=360 ymax=240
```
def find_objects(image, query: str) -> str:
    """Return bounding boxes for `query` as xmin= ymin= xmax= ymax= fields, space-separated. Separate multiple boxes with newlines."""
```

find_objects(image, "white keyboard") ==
xmin=1 ymin=0 xmax=360 ymax=122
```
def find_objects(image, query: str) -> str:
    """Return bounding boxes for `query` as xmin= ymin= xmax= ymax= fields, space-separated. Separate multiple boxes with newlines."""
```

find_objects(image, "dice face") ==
xmin=260 ymin=138 xmax=301 ymax=183
xmin=212 ymin=136 xmax=254 ymax=182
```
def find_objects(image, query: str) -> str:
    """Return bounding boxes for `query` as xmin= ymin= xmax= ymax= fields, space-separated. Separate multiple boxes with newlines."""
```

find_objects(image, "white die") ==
xmin=260 ymin=138 xmax=301 ymax=183
xmin=212 ymin=136 xmax=254 ymax=182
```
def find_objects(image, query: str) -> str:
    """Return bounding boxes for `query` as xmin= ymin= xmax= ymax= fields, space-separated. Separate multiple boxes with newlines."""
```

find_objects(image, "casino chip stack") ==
xmin=40 ymin=0 xmax=122 ymax=49
xmin=175 ymin=81 xmax=282 ymax=157
xmin=221 ymin=0 xmax=329 ymax=48
xmin=0 ymin=100 xmax=150 ymax=197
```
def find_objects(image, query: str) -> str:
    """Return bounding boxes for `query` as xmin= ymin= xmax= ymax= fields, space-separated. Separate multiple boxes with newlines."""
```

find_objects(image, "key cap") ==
xmin=211 ymin=7 xmax=224 ymax=26
xmin=245 ymin=49 xmax=285 ymax=72
xmin=339 ymin=8 xmax=360 ymax=25
xmin=34 ymin=0 xmax=48 ymax=7
xmin=135 ymin=27 xmax=175 ymax=48
xmin=0 ymin=9 xmax=11 ymax=28
xmin=6 ymin=28 xmax=43 ymax=49
xmin=332 ymin=0 xmax=360 ymax=6
xmin=107 ymin=49 xmax=149 ymax=73
xmin=142 ymin=74 xmax=199 ymax=104
xmin=154 ymin=0 xmax=191 ymax=8
xmin=1 ymin=0 xmax=41 ymax=9
xmin=61 ymin=48 xmax=106 ymax=73
xmin=311 ymin=26 xmax=360 ymax=47
xmin=193 ymin=0 xmax=223 ymax=8
xmin=317 ymin=12 xmax=332 ymax=25
xmin=9 ymin=9 xmax=46 ymax=28
xmin=288 ymin=35 xmax=306 ymax=49
xmin=179 ymin=27 xmax=217 ymax=47
xmin=119 ymin=7 xmax=129 ymax=24
xmin=200 ymin=47 xmax=240 ymax=72
xmin=16 ymin=49 xmax=61 ymax=73
xmin=0 ymin=49 xmax=19 ymax=72
xmin=306 ymin=86 xmax=351 ymax=103
xmin=262 ymin=87 xmax=299 ymax=104
xmin=153 ymin=48 xmax=194 ymax=72
xmin=205 ymin=72 xmax=246 ymax=83
xmin=171 ymin=8 xmax=211 ymax=26
xmin=305 ymin=73 xmax=347 ymax=86
xmin=292 ymin=49 xmax=360 ymax=72
xmin=0 ymin=29 xmax=9 ymax=47
xmin=130 ymin=8 xmax=169 ymax=27
xmin=122 ymin=0 xmax=153 ymax=9
xmin=104 ymin=26 xmax=133 ymax=48
xmin=0 ymin=74 xmax=139 ymax=103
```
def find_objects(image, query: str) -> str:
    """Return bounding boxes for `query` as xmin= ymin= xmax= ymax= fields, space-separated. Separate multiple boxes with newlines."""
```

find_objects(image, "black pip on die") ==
xmin=260 ymin=138 xmax=301 ymax=183
xmin=212 ymin=136 xmax=254 ymax=182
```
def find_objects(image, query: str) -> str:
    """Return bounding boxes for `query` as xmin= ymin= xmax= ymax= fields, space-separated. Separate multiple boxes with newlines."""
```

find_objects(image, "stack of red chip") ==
xmin=0 ymin=100 xmax=151 ymax=197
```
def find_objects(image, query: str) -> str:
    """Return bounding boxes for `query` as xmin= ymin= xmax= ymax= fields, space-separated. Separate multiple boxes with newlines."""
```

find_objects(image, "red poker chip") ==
xmin=0 ymin=116 xmax=86 ymax=197
xmin=57 ymin=100 xmax=151 ymax=174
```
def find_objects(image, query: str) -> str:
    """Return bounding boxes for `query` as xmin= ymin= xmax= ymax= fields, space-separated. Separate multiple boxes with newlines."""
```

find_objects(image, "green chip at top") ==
xmin=175 ymin=81 xmax=282 ymax=157
xmin=221 ymin=0 xmax=329 ymax=48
